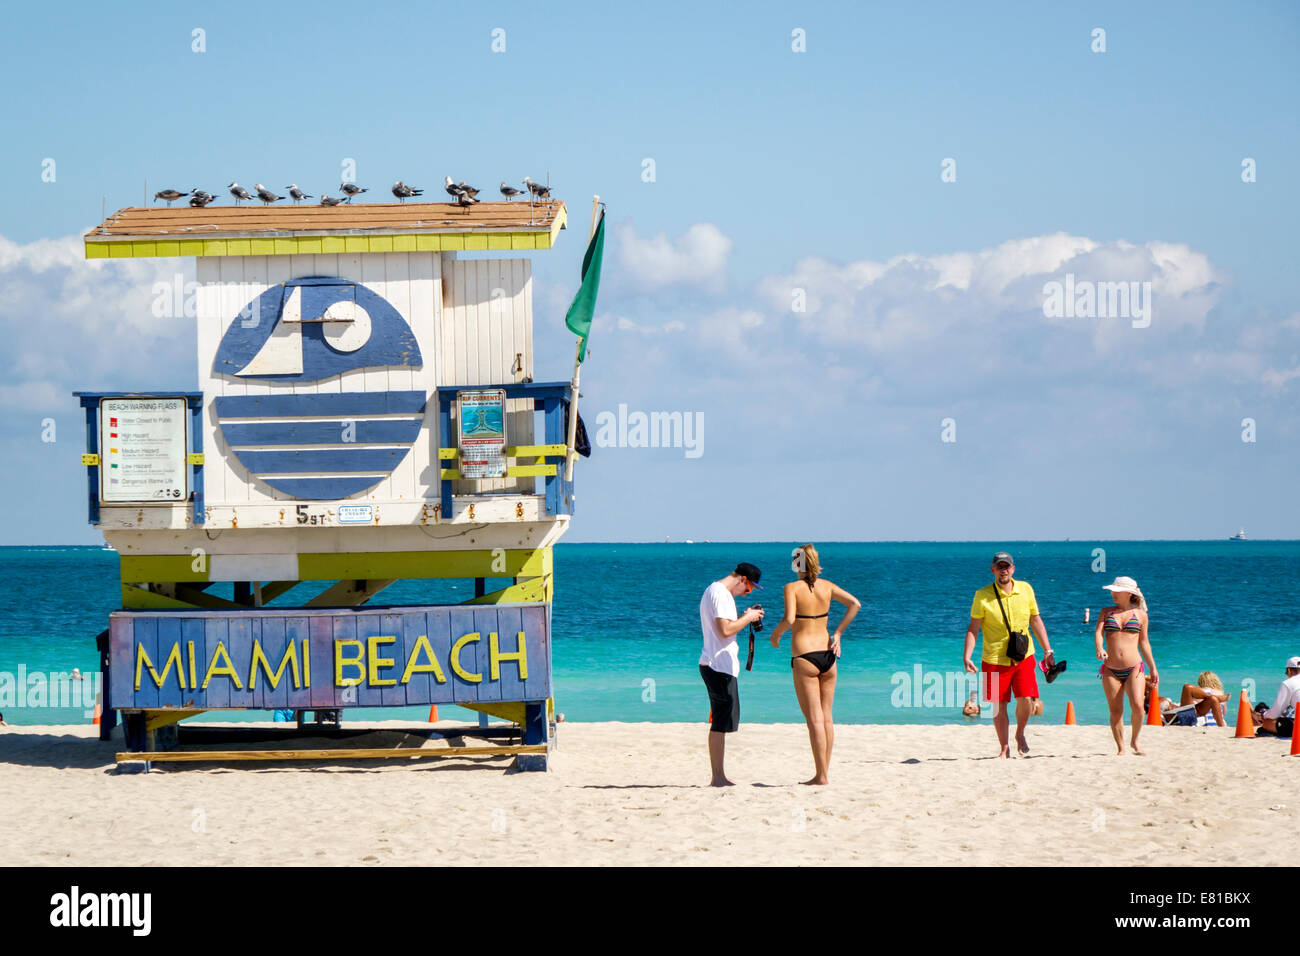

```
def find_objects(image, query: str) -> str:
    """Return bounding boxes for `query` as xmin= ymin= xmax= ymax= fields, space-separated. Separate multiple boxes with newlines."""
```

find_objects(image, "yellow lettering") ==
xmin=401 ymin=635 xmax=447 ymax=684
xmin=334 ymin=638 xmax=364 ymax=686
xmin=302 ymin=638 xmax=310 ymax=686
xmin=489 ymin=630 xmax=529 ymax=681
xmin=187 ymin=640 xmax=197 ymax=689
xmin=201 ymin=641 xmax=243 ymax=690
xmin=134 ymin=642 xmax=187 ymax=691
xmin=450 ymin=632 xmax=483 ymax=683
xmin=250 ymin=639 xmax=301 ymax=691
xmin=367 ymin=636 xmax=397 ymax=687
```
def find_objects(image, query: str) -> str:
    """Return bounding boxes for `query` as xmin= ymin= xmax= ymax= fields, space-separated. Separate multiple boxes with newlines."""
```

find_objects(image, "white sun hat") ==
xmin=1102 ymin=575 xmax=1146 ymax=608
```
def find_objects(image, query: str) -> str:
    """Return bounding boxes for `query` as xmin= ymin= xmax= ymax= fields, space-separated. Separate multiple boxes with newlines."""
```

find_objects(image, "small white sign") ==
xmin=99 ymin=398 xmax=188 ymax=503
xmin=337 ymin=504 xmax=374 ymax=524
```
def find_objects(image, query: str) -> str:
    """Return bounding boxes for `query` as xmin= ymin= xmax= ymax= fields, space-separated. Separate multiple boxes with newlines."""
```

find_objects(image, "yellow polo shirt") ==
xmin=970 ymin=580 xmax=1039 ymax=666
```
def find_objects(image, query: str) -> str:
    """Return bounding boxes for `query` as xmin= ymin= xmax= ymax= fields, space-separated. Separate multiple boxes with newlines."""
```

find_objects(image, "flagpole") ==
xmin=564 ymin=194 xmax=600 ymax=482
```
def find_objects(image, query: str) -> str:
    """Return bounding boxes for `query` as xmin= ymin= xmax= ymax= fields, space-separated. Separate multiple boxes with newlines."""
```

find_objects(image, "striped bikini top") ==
xmin=1103 ymin=613 xmax=1142 ymax=633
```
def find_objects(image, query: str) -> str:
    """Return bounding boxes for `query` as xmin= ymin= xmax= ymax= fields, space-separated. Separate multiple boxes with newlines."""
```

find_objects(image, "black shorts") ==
xmin=700 ymin=664 xmax=739 ymax=733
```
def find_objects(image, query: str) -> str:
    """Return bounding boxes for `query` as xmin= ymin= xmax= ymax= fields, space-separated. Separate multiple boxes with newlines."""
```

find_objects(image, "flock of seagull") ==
xmin=152 ymin=177 xmax=554 ymax=209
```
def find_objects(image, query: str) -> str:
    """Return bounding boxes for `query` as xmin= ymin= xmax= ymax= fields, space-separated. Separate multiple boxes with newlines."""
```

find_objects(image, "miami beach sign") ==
xmin=107 ymin=604 xmax=551 ymax=711
xmin=211 ymin=277 xmax=425 ymax=500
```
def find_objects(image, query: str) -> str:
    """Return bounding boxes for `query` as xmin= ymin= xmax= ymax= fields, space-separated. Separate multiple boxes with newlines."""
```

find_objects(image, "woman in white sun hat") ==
xmin=1094 ymin=576 xmax=1159 ymax=755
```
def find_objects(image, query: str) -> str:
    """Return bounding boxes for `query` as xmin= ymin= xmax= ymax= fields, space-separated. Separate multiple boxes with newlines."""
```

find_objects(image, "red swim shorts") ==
xmin=982 ymin=655 xmax=1039 ymax=703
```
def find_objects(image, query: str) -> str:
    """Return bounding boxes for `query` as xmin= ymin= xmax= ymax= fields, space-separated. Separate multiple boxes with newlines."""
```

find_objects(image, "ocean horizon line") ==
xmin=3 ymin=537 xmax=1298 ymax=549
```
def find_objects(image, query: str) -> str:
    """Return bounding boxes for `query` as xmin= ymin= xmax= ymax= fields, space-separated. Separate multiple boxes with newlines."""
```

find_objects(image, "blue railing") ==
xmin=436 ymin=381 xmax=575 ymax=518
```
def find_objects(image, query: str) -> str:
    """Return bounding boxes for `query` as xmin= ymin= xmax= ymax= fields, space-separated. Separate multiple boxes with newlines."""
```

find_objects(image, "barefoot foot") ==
xmin=1131 ymin=741 xmax=1145 ymax=756
xmin=800 ymin=775 xmax=829 ymax=785
xmin=709 ymin=778 xmax=736 ymax=787
xmin=1016 ymin=734 xmax=1030 ymax=755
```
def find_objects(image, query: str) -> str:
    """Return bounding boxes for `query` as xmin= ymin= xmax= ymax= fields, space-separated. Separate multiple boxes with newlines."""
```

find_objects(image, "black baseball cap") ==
xmin=992 ymin=552 xmax=1014 ymax=566
xmin=734 ymin=562 xmax=763 ymax=588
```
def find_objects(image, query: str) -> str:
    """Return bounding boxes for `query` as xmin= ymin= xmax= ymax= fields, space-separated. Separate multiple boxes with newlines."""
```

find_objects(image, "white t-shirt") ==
xmin=699 ymin=581 xmax=739 ymax=677
xmin=1264 ymin=673 xmax=1300 ymax=720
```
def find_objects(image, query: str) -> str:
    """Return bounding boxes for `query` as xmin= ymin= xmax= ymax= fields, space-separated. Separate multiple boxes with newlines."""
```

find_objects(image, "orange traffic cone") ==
xmin=1064 ymin=701 xmax=1076 ymax=725
xmin=1233 ymin=690 xmax=1255 ymax=738
xmin=427 ymin=705 xmax=439 ymax=722
xmin=1146 ymin=685 xmax=1163 ymax=727
xmin=1290 ymin=722 xmax=1300 ymax=756
xmin=91 ymin=691 xmax=102 ymax=726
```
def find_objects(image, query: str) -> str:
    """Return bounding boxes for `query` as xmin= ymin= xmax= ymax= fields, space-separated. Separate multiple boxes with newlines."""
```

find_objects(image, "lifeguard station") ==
xmin=77 ymin=195 xmax=588 ymax=771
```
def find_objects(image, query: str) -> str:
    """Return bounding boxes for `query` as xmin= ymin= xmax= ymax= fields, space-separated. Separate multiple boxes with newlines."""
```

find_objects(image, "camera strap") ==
xmin=993 ymin=583 xmax=1016 ymax=636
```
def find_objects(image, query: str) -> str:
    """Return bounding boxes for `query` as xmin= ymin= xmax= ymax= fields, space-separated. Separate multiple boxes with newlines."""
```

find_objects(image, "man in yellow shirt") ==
xmin=963 ymin=552 xmax=1056 ymax=758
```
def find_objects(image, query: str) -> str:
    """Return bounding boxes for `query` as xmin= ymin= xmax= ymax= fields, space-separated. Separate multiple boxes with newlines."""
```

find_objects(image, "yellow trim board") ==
xmin=85 ymin=230 xmax=561 ymax=260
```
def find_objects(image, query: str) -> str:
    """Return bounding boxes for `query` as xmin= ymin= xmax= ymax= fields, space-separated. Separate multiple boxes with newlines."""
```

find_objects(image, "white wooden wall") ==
xmin=440 ymin=256 xmax=534 ymax=494
xmin=194 ymin=252 xmax=441 ymax=508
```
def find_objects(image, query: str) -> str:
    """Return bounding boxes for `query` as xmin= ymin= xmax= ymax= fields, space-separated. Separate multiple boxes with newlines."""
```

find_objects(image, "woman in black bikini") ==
xmin=768 ymin=544 xmax=861 ymax=785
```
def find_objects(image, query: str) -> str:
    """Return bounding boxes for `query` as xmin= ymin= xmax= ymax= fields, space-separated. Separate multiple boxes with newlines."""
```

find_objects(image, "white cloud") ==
xmin=615 ymin=316 xmax=686 ymax=334
xmin=0 ymin=233 xmax=196 ymax=418
xmin=613 ymin=221 xmax=732 ymax=290
xmin=756 ymin=234 xmax=1224 ymax=353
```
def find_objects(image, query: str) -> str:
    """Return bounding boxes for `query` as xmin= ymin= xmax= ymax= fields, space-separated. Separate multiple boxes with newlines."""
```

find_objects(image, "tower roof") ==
xmin=84 ymin=200 xmax=567 ymax=259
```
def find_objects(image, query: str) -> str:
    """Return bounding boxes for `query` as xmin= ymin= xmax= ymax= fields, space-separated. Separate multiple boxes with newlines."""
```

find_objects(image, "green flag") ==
xmin=564 ymin=210 xmax=605 ymax=363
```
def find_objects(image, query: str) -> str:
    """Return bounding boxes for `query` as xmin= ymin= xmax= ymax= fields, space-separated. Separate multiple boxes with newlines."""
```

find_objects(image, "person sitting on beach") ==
xmin=1095 ymin=576 xmax=1158 ymax=755
xmin=961 ymin=692 xmax=981 ymax=718
xmin=1251 ymin=655 xmax=1300 ymax=736
xmin=1179 ymin=672 xmax=1231 ymax=728
xmin=768 ymin=545 xmax=861 ymax=785
xmin=699 ymin=561 xmax=766 ymax=787
xmin=963 ymin=552 xmax=1056 ymax=758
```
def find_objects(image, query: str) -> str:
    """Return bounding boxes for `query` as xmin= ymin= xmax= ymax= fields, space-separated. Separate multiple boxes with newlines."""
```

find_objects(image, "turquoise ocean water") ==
xmin=0 ymin=541 xmax=1295 ymax=727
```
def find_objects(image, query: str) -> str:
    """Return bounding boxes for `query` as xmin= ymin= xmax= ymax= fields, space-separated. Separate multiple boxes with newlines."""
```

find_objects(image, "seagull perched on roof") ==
xmin=444 ymin=176 xmax=478 ymax=203
xmin=340 ymin=182 xmax=367 ymax=201
xmin=458 ymin=181 xmax=480 ymax=199
xmin=153 ymin=188 xmax=188 ymax=205
xmin=319 ymin=195 xmax=345 ymax=206
xmin=500 ymin=182 xmax=524 ymax=200
xmin=523 ymin=177 xmax=551 ymax=199
xmin=286 ymin=184 xmax=313 ymax=203
xmin=228 ymin=182 xmax=253 ymax=204
xmin=189 ymin=189 xmax=216 ymax=208
xmin=392 ymin=180 xmax=424 ymax=201
xmin=253 ymin=184 xmax=282 ymax=204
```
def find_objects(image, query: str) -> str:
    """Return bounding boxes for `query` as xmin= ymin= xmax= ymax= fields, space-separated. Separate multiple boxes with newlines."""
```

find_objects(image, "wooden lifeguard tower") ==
xmin=77 ymin=195 xmax=584 ymax=770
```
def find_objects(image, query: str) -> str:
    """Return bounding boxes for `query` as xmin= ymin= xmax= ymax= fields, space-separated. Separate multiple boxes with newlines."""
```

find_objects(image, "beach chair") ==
xmin=1161 ymin=703 xmax=1198 ymax=726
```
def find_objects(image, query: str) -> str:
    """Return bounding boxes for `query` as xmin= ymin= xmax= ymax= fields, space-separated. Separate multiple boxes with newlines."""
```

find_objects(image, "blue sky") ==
xmin=1 ymin=0 xmax=1297 ymax=543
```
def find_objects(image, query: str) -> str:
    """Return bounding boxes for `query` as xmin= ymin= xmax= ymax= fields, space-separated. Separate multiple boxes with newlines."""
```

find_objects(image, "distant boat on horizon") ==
xmin=1229 ymin=528 xmax=1247 ymax=541
xmin=101 ymin=542 xmax=115 ymax=551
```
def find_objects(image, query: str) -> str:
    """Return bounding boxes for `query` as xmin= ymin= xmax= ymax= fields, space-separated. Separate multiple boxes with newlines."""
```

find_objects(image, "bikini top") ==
xmin=1103 ymin=613 xmax=1142 ymax=633
xmin=795 ymin=580 xmax=830 ymax=619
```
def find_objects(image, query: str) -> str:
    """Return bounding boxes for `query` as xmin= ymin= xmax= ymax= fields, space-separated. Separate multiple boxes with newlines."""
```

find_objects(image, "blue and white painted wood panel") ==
xmin=441 ymin=256 xmax=534 ymax=494
xmin=108 ymin=603 xmax=552 ymax=710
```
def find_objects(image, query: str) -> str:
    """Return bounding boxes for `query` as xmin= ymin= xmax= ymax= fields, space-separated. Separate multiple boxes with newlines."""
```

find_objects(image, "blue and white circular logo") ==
xmin=212 ymin=276 xmax=425 ymax=500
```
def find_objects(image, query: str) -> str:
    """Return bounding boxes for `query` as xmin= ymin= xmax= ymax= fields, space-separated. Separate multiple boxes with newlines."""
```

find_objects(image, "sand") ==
xmin=0 ymin=721 xmax=1294 ymax=866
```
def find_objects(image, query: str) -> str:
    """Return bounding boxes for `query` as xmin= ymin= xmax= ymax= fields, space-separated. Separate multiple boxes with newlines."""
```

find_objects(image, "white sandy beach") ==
xmin=1 ymin=721 xmax=1295 ymax=866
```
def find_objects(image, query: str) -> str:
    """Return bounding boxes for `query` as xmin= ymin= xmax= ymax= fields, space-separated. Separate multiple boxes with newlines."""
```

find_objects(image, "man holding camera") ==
xmin=699 ymin=562 xmax=765 ymax=786
xmin=963 ymin=552 xmax=1056 ymax=758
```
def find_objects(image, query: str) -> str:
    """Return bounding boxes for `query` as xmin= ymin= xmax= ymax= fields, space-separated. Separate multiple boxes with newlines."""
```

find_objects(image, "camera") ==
xmin=747 ymin=605 xmax=764 ymax=633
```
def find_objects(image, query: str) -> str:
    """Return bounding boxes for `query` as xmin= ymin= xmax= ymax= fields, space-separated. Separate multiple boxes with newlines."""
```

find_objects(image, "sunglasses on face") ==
xmin=995 ymin=563 xmax=1011 ymax=570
